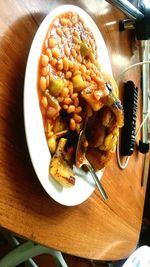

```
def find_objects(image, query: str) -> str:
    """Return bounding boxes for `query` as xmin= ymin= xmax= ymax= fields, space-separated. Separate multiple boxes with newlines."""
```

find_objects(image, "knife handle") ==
xmin=121 ymin=81 xmax=138 ymax=156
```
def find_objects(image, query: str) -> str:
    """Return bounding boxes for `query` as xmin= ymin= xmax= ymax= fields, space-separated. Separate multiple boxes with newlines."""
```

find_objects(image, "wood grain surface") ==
xmin=0 ymin=0 xmax=149 ymax=261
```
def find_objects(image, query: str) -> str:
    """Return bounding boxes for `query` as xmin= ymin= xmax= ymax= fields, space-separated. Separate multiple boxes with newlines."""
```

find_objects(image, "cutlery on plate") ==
xmin=76 ymin=129 xmax=108 ymax=200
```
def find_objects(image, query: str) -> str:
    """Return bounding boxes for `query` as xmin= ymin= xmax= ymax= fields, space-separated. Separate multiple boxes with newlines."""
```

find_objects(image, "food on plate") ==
xmin=50 ymin=138 xmax=75 ymax=187
xmin=37 ymin=11 xmax=124 ymax=187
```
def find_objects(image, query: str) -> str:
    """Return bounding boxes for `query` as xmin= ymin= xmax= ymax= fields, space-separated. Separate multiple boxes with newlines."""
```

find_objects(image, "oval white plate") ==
xmin=24 ymin=5 xmax=112 ymax=206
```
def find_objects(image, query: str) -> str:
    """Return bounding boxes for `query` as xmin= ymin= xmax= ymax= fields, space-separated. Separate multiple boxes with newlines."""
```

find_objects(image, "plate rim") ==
xmin=23 ymin=4 xmax=112 ymax=206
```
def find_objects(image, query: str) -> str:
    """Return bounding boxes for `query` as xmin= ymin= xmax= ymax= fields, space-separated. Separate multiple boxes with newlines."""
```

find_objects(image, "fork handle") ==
xmin=85 ymin=160 xmax=108 ymax=200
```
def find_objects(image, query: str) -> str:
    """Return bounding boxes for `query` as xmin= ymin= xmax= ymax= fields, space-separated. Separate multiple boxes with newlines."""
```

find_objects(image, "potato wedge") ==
xmin=49 ymin=138 xmax=75 ymax=187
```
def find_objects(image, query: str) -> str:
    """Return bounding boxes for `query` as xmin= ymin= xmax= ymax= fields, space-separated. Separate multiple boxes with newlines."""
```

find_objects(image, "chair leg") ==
xmin=0 ymin=240 xmax=68 ymax=267
xmin=0 ymin=229 xmax=38 ymax=267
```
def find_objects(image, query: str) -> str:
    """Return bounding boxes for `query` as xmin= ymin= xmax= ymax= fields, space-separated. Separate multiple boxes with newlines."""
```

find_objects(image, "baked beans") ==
xmin=37 ymin=11 xmax=122 ymax=160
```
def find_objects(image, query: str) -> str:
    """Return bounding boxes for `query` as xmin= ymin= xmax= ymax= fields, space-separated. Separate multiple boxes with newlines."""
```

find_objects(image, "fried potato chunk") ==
xmin=86 ymin=148 xmax=113 ymax=171
xmin=50 ymin=138 xmax=75 ymax=187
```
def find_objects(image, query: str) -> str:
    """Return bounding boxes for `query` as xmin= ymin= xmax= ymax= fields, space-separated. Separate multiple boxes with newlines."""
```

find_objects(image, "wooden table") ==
xmin=0 ymin=0 xmax=149 ymax=261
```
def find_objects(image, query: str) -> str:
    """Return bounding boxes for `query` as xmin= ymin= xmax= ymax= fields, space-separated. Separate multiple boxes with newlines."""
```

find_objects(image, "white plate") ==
xmin=24 ymin=5 xmax=112 ymax=206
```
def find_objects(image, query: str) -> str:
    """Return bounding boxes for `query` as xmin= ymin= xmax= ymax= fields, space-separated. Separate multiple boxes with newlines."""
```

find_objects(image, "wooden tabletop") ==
xmin=0 ymin=0 xmax=149 ymax=261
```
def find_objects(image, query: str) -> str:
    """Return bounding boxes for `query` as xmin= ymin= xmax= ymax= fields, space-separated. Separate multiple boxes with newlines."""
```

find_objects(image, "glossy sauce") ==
xmin=37 ymin=11 xmax=104 ymax=155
